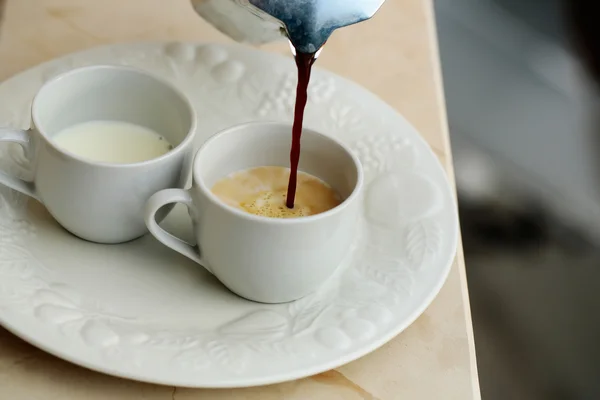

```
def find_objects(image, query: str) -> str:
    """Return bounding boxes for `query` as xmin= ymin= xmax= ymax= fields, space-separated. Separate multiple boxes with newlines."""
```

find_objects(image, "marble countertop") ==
xmin=0 ymin=0 xmax=479 ymax=398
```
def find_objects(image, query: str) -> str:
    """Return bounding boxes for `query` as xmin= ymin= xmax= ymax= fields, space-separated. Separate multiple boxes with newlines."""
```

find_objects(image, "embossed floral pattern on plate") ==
xmin=0 ymin=42 xmax=458 ymax=388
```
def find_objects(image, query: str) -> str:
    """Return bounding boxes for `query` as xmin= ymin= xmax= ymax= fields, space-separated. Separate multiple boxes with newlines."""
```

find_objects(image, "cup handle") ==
xmin=0 ymin=128 xmax=38 ymax=200
xmin=144 ymin=188 xmax=212 ymax=273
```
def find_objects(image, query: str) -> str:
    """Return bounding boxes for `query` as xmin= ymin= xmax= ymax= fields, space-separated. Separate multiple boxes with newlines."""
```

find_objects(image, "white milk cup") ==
xmin=145 ymin=122 xmax=364 ymax=303
xmin=0 ymin=65 xmax=196 ymax=244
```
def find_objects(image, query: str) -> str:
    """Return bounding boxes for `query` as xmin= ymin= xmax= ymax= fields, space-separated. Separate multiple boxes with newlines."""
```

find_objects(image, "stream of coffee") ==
xmin=286 ymin=51 xmax=317 ymax=209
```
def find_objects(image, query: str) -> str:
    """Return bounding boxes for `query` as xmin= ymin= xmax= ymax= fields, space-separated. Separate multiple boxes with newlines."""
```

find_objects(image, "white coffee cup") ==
xmin=0 ymin=65 xmax=196 ymax=244
xmin=144 ymin=122 xmax=364 ymax=303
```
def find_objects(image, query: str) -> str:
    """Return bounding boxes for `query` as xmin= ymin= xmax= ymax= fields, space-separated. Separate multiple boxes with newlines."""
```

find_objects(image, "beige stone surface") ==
xmin=0 ymin=0 xmax=480 ymax=398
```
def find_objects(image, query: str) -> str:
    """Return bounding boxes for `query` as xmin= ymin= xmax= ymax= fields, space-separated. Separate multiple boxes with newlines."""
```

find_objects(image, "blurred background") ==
xmin=435 ymin=0 xmax=600 ymax=398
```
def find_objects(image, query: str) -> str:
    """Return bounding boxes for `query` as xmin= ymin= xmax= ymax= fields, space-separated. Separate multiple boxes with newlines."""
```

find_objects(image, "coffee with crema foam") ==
xmin=211 ymin=166 xmax=341 ymax=218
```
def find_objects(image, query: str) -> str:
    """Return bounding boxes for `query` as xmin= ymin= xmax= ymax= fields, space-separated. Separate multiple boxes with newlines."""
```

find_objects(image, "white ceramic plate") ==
xmin=0 ymin=42 xmax=458 ymax=388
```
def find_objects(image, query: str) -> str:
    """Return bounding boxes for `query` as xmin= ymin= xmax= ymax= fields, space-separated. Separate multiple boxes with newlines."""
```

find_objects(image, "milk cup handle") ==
xmin=144 ymin=188 xmax=211 ymax=273
xmin=0 ymin=128 xmax=38 ymax=200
